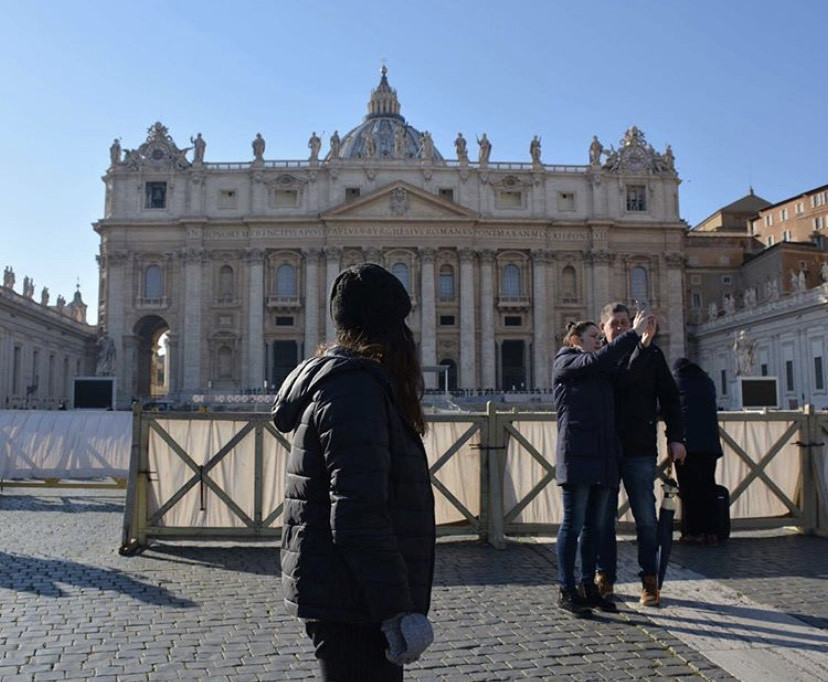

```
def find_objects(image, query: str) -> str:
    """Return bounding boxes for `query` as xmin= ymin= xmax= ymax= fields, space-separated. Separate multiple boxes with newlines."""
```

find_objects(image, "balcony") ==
xmin=136 ymin=296 xmax=170 ymax=310
xmin=266 ymin=295 xmax=302 ymax=310
xmin=496 ymin=295 xmax=530 ymax=310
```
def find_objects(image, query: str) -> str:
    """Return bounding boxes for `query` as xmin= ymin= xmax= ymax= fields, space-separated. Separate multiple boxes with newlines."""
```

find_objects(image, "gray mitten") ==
xmin=381 ymin=612 xmax=434 ymax=666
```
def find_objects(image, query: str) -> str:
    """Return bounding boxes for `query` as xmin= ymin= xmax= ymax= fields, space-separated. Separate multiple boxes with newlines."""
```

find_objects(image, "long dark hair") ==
xmin=321 ymin=322 xmax=426 ymax=435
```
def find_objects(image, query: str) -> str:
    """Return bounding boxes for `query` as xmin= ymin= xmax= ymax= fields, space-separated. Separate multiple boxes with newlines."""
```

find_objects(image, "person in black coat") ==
xmin=672 ymin=357 xmax=724 ymax=545
xmin=552 ymin=311 xmax=649 ymax=617
xmin=272 ymin=264 xmax=436 ymax=681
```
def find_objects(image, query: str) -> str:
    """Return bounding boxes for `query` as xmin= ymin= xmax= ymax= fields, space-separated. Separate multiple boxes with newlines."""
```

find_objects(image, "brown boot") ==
xmin=595 ymin=571 xmax=614 ymax=599
xmin=640 ymin=574 xmax=660 ymax=607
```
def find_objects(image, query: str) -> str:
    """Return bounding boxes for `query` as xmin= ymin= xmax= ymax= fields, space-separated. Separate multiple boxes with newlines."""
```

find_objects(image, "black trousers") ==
xmin=305 ymin=621 xmax=403 ymax=682
xmin=677 ymin=453 xmax=718 ymax=537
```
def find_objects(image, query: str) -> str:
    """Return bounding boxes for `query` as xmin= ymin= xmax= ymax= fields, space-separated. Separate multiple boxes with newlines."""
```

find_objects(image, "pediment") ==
xmin=322 ymin=181 xmax=477 ymax=221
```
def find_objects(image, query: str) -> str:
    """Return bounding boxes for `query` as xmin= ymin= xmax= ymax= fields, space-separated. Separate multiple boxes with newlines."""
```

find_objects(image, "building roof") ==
xmin=754 ymin=183 xmax=828 ymax=212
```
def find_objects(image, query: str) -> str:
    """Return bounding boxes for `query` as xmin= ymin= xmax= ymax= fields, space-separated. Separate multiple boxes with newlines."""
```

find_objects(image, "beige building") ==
xmin=686 ymin=188 xmax=828 ymax=409
xmin=95 ymin=68 xmax=687 ymax=408
xmin=0 ymin=270 xmax=95 ymax=409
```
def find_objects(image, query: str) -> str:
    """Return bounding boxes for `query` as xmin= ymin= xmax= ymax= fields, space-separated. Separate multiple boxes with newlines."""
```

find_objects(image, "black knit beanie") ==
xmin=329 ymin=263 xmax=412 ymax=334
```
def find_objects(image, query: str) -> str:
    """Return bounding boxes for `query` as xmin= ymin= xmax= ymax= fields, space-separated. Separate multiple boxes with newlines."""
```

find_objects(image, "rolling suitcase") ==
xmin=714 ymin=484 xmax=731 ymax=541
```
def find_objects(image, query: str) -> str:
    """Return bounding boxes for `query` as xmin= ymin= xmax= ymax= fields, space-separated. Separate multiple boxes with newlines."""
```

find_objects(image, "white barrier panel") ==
xmin=503 ymin=416 xmax=802 ymax=525
xmin=0 ymin=410 xmax=131 ymax=479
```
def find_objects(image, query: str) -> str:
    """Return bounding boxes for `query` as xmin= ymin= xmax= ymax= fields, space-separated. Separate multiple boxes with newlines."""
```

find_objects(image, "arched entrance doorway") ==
xmin=133 ymin=315 xmax=170 ymax=398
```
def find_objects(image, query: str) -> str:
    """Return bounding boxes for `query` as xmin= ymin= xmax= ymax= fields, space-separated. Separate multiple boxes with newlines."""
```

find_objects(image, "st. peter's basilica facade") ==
xmin=95 ymin=68 xmax=685 ymax=408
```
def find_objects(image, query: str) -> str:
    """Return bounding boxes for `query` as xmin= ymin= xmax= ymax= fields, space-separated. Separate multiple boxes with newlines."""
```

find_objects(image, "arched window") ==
xmin=276 ymin=264 xmax=297 ymax=296
xmin=218 ymin=265 xmax=234 ymax=297
xmin=217 ymin=346 xmax=233 ymax=379
xmin=439 ymin=264 xmax=455 ymax=300
xmin=502 ymin=264 xmax=521 ymax=297
xmin=562 ymin=265 xmax=577 ymax=299
xmin=145 ymin=265 xmax=163 ymax=298
xmin=630 ymin=266 xmax=649 ymax=304
xmin=392 ymin=262 xmax=409 ymax=291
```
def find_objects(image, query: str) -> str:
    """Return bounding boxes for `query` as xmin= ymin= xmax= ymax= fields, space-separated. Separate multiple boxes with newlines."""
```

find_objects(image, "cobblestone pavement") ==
xmin=0 ymin=490 xmax=825 ymax=681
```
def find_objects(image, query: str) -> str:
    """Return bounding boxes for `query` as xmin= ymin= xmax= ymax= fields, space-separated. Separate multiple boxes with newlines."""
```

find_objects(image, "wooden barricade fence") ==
xmin=120 ymin=404 xmax=825 ymax=553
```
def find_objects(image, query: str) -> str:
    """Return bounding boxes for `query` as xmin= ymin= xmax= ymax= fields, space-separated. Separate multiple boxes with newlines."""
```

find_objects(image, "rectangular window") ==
xmin=815 ymin=356 xmax=825 ymax=391
xmin=274 ymin=189 xmax=298 ymax=207
xmin=796 ymin=202 xmax=804 ymax=214
xmin=558 ymin=192 xmax=576 ymax=211
xmin=691 ymin=292 xmax=701 ymax=309
xmin=785 ymin=360 xmax=794 ymax=391
xmin=761 ymin=363 xmax=768 ymax=376
xmin=767 ymin=235 xmax=775 ymax=246
xmin=438 ymin=188 xmax=454 ymax=201
xmin=497 ymin=190 xmax=523 ymax=208
xmin=720 ymin=369 xmax=727 ymax=395
xmin=764 ymin=214 xmax=773 ymax=227
xmin=504 ymin=315 xmax=522 ymax=327
xmin=145 ymin=182 xmax=167 ymax=209
xmin=690 ymin=274 xmax=701 ymax=285
xmin=275 ymin=316 xmax=294 ymax=326
xmin=814 ymin=216 xmax=825 ymax=230
xmin=722 ymin=275 xmax=732 ymax=285
xmin=783 ymin=230 xmax=791 ymax=241
xmin=345 ymin=187 xmax=361 ymax=202
xmin=439 ymin=315 xmax=455 ymax=326
xmin=780 ymin=208 xmax=788 ymax=221
xmin=626 ymin=186 xmax=646 ymax=211
xmin=218 ymin=189 xmax=237 ymax=209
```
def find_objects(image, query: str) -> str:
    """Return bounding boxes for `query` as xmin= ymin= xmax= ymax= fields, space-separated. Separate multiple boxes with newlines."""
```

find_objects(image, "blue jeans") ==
xmin=557 ymin=483 xmax=611 ymax=590
xmin=597 ymin=457 xmax=658 ymax=580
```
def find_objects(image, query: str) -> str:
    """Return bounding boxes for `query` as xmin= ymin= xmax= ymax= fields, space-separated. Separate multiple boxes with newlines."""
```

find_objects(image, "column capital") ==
xmin=303 ymin=247 xmax=322 ymax=263
xmin=478 ymin=248 xmax=495 ymax=264
xmin=531 ymin=248 xmax=550 ymax=265
xmin=324 ymin=246 xmax=342 ymax=261
xmin=459 ymin=247 xmax=477 ymax=264
xmin=664 ymin=252 xmax=686 ymax=267
xmin=181 ymin=248 xmax=206 ymax=265
xmin=364 ymin=247 xmax=382 ymax=263
xmin=105 ymin=251 xmax=130 ymax=266
xmin=419 ymin=247 xmax=436 ymax=263
xmin=242 ymin=247 xmax=265 ymax=264
xmin=586 ymin=249 xmax=614 ymax=265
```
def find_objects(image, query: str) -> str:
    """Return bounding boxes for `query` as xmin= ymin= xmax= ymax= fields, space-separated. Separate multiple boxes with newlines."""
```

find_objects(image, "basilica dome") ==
xmin=330 ymin=67 xmax=443 ymax=162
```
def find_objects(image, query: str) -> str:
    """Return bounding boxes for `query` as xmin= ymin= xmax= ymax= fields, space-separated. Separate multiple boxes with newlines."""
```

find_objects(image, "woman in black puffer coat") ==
xmin=273 ymin=264 xmax=435 ymax=682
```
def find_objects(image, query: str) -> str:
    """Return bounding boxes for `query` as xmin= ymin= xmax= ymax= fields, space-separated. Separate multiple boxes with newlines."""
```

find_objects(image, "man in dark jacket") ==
xmin=672 ymin=357 xmax=724 ymax=545
xmin=595 ymin=302 xmax=686 ymax=607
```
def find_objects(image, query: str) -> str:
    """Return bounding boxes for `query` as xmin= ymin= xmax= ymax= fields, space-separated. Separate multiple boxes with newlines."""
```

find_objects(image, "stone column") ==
xmin=459 ymin=248 xmax=477 ymax=389
xmin=303 ymin=248 xmax=320 ymax=358
xmin=324 ymin=247 xmax=341 ymax=342
xmin=588 ymin=250 xmax=613 ymax=321
xmin=245 ymin=248 xmax=265 ymax=389
xmin=664 ymin=252 xmax=686 ymax=361
xmin=479 ymin=249 xmax=496 ymax=389
xmin=181 ymin=248 xmax=205 ymax=393
xmin=531 ymin=249 xmax=549 ymax=390
xmin=104 ymin=251 xmax=129 ymax=402
xmin=419 ymin=248 xmax=437 ymax=388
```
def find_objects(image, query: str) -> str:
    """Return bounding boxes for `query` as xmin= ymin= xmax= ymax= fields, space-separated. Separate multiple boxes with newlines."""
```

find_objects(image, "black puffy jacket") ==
xmin=552 ymin=329 xmax=641 ymax=487
xmin=272 ymin=347 xmax=435 ymax=623
xmin=614 ymin=342 xmax=685 ymax=458
xmin=672 ymin=358 xmax=723 ymax=458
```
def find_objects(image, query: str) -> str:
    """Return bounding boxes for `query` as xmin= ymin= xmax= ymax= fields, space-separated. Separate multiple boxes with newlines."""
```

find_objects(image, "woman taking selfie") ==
xmin=552 ymin=311 xmax=649 ymax=617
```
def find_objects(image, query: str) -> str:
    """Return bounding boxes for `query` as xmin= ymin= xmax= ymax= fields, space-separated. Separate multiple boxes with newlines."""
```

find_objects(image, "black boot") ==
xmin=559 ymin=587 xmax=592 ymax=617
xmin=579 ymin=581 xmax=619 ymax=613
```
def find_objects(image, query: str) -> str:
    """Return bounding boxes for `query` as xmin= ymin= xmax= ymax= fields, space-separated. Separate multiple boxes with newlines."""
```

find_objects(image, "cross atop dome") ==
xmin=367 ymin=65 xmax=403 ymax=120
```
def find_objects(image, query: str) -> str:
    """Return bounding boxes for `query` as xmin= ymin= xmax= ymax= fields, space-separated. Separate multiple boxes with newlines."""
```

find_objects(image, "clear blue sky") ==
xmin=2 ymin=0 xmax=826 ymax=325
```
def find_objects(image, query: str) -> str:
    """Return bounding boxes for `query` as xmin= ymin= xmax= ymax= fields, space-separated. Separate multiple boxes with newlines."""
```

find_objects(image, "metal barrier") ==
xmin=120 ymin=404 xmax=825 ymax=552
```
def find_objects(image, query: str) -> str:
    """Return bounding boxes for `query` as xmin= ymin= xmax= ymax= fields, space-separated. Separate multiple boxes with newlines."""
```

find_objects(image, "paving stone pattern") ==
xmin=0 ymin=490 xmax=821 ymax=681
